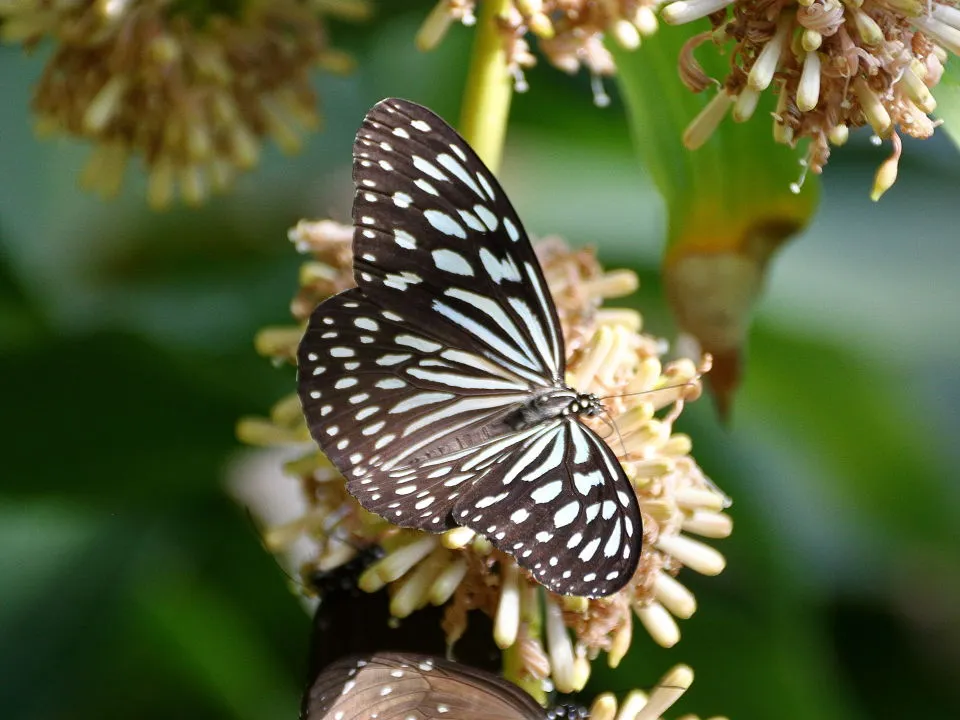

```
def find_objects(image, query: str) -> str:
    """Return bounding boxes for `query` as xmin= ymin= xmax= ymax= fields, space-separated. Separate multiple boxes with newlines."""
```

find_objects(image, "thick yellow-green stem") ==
xmin=457 ymin=0 xmax=513 ymax=173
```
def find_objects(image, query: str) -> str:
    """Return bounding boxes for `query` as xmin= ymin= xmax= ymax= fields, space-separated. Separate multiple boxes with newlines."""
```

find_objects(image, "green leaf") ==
xmin=935 ymin=56 xmax=960 ymax=151
xmin=610 ymin=23 xmax=820 ymax=414
xmin=134 ymin=570 xmax=299 ymax=720
xmin=612 ymin=22 xmax=819 ymax=239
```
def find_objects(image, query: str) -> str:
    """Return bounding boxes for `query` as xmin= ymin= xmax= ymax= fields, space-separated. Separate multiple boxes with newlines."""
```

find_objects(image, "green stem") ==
xmin=458 ymin=0 xmax=513 ymax=173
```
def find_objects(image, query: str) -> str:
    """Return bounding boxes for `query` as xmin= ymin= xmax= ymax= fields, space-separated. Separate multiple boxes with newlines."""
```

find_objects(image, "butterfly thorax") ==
xmin=503 ymin=387 xmax=603 ymax=431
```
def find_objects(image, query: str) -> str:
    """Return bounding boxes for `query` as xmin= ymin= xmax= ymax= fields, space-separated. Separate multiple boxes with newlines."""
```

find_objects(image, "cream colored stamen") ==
xmin=656 ymin=534 xmax=726 ymax=575
xmin=747 ymin=15 xmax=793 ymax=91
xmin=683 ymin=91 xmax=734 ymax=150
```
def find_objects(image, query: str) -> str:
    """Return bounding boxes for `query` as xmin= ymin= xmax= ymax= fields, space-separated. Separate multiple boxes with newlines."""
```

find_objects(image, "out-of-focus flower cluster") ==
xmin=236 ymin=218 xmax=733 ymax=698
xmin=417 ymin=1 xmax=664 ymax=105
xmin=664 ymin=0 xmax=956 ymax=198
xmin=0 ymin=0 xmax=368 ymax=207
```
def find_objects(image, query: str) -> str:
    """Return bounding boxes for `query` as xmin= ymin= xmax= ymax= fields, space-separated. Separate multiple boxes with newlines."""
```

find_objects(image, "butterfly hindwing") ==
xmin=454 ymin=419 xmax=640 ymax=597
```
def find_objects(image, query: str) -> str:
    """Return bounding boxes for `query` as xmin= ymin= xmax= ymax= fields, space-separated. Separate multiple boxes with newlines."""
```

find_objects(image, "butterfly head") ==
xmin=571 ymin=392 xmax=603 ymax=418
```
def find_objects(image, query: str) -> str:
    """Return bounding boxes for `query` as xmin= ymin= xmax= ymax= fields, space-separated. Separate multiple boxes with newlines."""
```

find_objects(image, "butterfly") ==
xmin=302 ymin=652 xmax=551 ymax=720
xmin=297 ymin=98 xmax=641 ymax=597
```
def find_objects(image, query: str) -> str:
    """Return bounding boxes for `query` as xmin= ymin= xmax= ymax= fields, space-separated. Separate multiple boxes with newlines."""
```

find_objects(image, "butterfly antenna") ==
xmin=599 ymin=406 xmax=630 ymax=461
xmin=598 ymin=354 xmax=713 ymax=410
xmin=241 ymin=506 xmax=309 ymax=591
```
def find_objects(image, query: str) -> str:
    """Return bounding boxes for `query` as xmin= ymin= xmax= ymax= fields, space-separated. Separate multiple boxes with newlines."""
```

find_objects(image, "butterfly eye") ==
xmin=297 ymin=98 xmax=642 ymax=597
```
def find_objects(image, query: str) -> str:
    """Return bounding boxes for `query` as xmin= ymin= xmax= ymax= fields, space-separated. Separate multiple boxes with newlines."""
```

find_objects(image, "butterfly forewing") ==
xmin=297 ymin=98 xmax=642 ymax=597
xmin=303 ymin=652 xmax=545 ymax=720
xmin=299 ymin=287 xmax=539 ymax=530
xmin=350 ymin=98 xmax=563 ymax=384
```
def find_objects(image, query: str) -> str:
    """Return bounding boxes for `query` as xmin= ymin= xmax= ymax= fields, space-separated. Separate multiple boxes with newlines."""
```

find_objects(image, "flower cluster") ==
xmin=417 ymin=1 xmax=664 ymax=104
xmin=665 ymin=0 xmax=954 ymax=198
xmin=589 ymin=663 xmax=728 ymax=720
xmin=236 ymin=218 xmax=733 ymax=699
xmin=1 ymin=0 xmax=367 ymax=207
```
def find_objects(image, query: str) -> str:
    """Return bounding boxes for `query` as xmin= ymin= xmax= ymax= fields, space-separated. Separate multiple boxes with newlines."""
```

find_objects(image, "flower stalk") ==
xmin=458 ymin=0 xmax=515 ymax=173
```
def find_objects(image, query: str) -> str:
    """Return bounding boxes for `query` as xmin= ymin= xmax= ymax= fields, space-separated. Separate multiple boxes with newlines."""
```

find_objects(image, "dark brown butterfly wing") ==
xmin=302 ymin=652 xmax=545 ymax=720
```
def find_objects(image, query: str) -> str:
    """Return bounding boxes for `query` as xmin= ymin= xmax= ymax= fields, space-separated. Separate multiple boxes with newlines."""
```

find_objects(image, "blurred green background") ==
xmin=3 ymin=3 xmax=960 ymax=719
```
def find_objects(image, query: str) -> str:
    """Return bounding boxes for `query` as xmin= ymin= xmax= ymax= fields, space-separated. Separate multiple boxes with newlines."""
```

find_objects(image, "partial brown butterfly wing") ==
xmin=302 ymin=652 xmax=545 ymax=720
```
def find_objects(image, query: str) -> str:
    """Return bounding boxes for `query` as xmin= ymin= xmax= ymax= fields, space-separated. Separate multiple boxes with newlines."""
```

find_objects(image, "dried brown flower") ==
xmin=665 ymin=0 xmax=953 ymax=197
xmin=417 ymin=1 xmax=664 ymax=105
xmin=1 ymin=0 xmax=369 ymax=207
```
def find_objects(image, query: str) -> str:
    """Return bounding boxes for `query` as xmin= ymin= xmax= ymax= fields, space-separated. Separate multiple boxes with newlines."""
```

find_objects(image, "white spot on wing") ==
xmin=376 ymin=353 xmax=412 ymax=366
xmin=553 ymin=501 xmax=579 ymax=528
xmin=578 ymin=537 xmax=601 ymax=562
xmin=389 ymin=392 xmax=454 ymax=413
xmin=394 ymin=229 xmax=417 ymax=249
xmin=362 ymin=421 xmax=386 ymax=435
xmin=424 ymin=210 xmax=466 ymax=239
xmin=457 ymin=209 xmax=485 ymax=231
xmin=415 ymin=179 xmax=439 ymax=195
xmin=355 ymin=406 xmax=378 ymax=420
xmin=475 ymin=492 xmax=508 ymax=508
xmin=573 ymin=469 xmax=604 ymax=496
xmin=395 ymin=335 xmax=442 ymax=352
xmin=511 ymin=508 xmax=530 ymax=523
xmin=476 ymin=172 xmax=496 ymax=200
xmin=478 ymin=247 xmax=521 ymax=284
xmin=412 ymin=156 xmax=449 ymax=182
xmin=531 ymin=479 xmax=563 ymax=504
xmin=431 ymin=249 xmax=474 ymax=276
xmin=503 ymin=216 xmax=520 ymax=241
xmin=604 ymin=518 xmax=622 ymax=557
xmin=436 ymin=153 xmax=484 ymax=198
xmin=474 ymin=204 xmax=499 ymax=231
